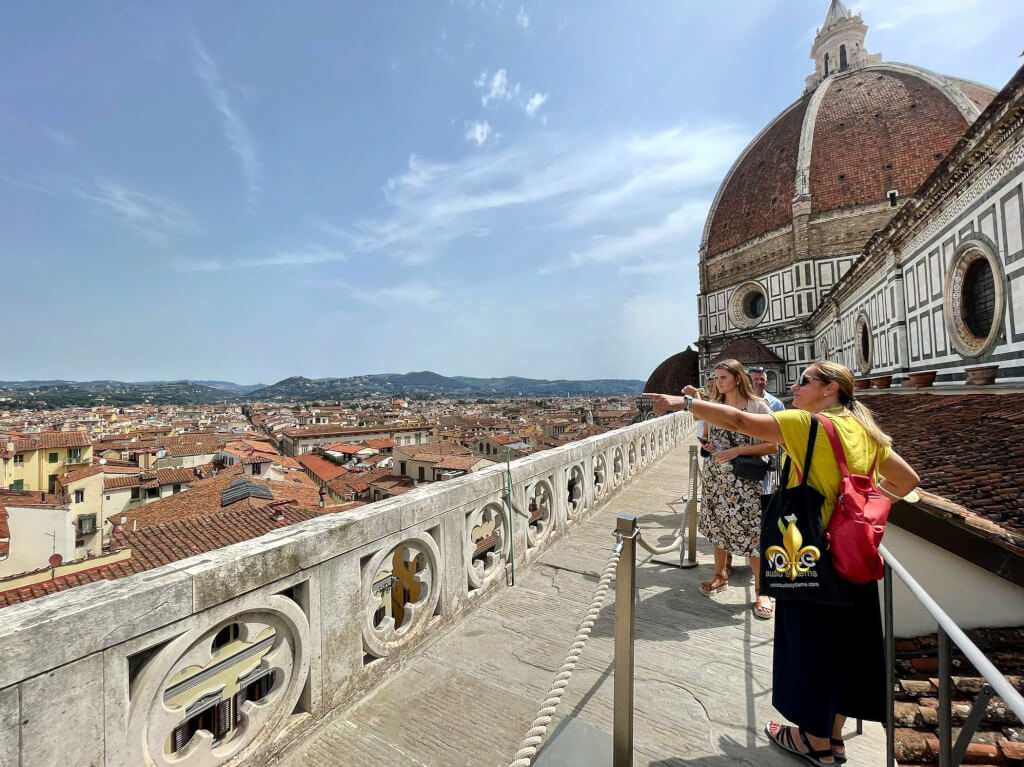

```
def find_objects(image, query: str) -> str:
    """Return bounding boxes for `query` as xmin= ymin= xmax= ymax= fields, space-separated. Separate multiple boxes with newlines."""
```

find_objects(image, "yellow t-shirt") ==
xmin=772 ymin=408 xmax=892 ymax=527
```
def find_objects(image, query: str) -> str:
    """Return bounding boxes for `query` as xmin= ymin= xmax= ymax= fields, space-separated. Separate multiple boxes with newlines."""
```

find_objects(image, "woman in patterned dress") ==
xmin=696 ymin=359 xmax=776 ymax=618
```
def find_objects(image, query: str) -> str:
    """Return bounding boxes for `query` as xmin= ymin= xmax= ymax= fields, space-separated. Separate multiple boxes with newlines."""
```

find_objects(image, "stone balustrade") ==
xmin=0 ymin=412 xmax=693 ymax=767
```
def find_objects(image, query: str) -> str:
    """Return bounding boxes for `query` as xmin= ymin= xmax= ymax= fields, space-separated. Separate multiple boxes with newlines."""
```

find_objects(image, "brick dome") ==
xmin=702 ymin=64 xmax=996 ymax=260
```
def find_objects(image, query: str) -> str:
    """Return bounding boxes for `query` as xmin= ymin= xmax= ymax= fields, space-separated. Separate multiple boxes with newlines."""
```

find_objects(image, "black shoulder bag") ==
xmin=725 ymin=429 xmax=770 ymax=482
xmin=759 ymin=415 xmax=848 ymax=604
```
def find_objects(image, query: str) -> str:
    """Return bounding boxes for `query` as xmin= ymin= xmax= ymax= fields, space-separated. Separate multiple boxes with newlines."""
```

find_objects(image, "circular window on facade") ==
xmin=943 ymin=238 xmax=1005 ymax=358
xmin=729 ymin=281 xmax=768 ymax=329
xmin=854 ymin=312 xmax=872 ymax=375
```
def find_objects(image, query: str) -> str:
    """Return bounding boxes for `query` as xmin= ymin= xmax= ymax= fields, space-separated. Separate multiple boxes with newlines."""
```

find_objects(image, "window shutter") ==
xmin=233 ymin=688 xmax=248 ymax=725
xmin=172 ymin=724 xmax=187 ymax=753
xmin=216 ymin=699 xmax=232 ymax=737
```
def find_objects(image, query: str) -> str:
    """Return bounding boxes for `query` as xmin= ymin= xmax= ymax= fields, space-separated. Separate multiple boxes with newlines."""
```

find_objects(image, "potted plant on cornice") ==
xmin=964 ymin=364 xmax=998 ymax=386
xmin=854 ymin=378 xmax=872 ymax=390
xmin=903 ymin=370 xmax=937 ymax=388
xmin=871 ymin=375 xmax=892 ymax=389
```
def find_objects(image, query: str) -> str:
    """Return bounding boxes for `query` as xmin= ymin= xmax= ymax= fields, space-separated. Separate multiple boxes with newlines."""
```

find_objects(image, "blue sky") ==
xmin=2 ymin=1 xmax=1022 ymax=384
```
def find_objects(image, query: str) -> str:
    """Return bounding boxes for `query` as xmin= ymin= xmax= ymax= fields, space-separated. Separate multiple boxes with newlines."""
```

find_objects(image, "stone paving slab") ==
xmin=277 ymin=447 xmax=887 ymax=766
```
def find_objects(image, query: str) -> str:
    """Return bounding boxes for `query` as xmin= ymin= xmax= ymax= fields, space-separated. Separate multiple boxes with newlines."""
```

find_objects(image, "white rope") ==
xmin=635 ymin=530 xmax=682 ymax=556
xmin=507 ymin=545 xmax=622 ymax=767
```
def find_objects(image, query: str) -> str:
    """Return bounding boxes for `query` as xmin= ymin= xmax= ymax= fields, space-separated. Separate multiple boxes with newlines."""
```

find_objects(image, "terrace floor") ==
xmin=275 ymin=447 xmax=887 ymax=766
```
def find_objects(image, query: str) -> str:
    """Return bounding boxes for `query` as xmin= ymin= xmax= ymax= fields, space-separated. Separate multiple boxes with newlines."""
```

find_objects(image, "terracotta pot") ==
xmin=854 ymin=378 xmax=872 ymax=390
xmin=872 ymin=376 xmax=892 ymax=389
xmin=903 ymin=371 xmax=937 ymax=388
xmin=964 ymin=364 xmax=998 ymax=386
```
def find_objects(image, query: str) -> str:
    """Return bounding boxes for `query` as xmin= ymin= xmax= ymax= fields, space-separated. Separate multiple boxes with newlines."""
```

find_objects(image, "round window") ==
xmin=729 ymin=282 xmax=768 ymax=329
xmin=961 ymin=258 xmax=995 ymax=338
xmin=943 ymin=238 xmax=1005 ymax=358
xmin=854 ymin=312 xmax=872 ymax=375
xmin=745 ymin=292 xmax=766 ymax=320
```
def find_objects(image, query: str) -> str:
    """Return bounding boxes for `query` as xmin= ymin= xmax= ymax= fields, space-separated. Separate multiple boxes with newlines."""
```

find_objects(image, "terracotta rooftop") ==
xmin=0 ymin=504 xmax=323 ymax=609
xmin=892 ymin=627 xmax=1023 ymax=766
xmin=11 ymin=431 xmax=91 ymax=451
xmin=121 ymin=473 xmax=326 ymax=531
xmin=865 ymin=392 xmax=1024 ymax=540
xmin=297 ymin=454 xmax=350 ymax=483
xmin=710 ymin=337 xmax=785 ymax=366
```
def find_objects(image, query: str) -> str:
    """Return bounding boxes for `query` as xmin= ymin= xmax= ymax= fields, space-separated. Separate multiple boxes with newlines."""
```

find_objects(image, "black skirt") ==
xmin=771 ymin=582 xmax=887 ymax=737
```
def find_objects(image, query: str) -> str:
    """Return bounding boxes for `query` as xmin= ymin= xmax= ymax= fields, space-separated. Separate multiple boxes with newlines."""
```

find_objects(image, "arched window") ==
xmin=824 ymin=53 xmax=830 ymax=76
xmin=839 ymin=45 xmax=848 ymax=71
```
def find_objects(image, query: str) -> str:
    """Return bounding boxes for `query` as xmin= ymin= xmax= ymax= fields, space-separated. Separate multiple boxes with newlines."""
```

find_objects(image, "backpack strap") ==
xmin=788 ymin=414 xmax=819 ymax=486
xmin=817 ymin=413 xmax=850 ymax=479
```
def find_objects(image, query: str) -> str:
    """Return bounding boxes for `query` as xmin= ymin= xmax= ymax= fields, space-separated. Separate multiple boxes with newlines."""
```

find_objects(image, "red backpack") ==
xmin=817 ymin=414 xmax=890 ymax=583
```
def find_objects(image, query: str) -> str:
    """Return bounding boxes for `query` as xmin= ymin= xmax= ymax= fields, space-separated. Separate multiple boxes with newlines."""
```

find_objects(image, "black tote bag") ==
xmin=760 ymin=415 xmax=848 ymax=604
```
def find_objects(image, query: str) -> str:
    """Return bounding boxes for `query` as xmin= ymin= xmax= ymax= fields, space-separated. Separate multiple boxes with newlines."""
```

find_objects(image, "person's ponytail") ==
xmin=814 ymin=360 xmax=893 ymax=449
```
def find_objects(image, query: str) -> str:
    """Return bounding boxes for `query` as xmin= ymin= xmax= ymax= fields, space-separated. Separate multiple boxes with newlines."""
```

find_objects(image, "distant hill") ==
xmin=0 ymin=380 xmax=234 ymax=409
xmin=0 ymin=372 xmax=645 ymax=409
xmin=191 ymin=380 xmax=266 ymax=395
xmin=246 ymin=371 xmax=645 ymax=401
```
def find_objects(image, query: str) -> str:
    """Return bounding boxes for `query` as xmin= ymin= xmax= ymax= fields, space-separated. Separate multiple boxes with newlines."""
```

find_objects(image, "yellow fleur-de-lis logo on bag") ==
xmin=766 ymin=515 xmax=821 ymax=581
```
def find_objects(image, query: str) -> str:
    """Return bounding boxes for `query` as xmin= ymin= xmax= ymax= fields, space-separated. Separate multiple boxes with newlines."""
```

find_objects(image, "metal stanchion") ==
xmin=684 ymin=445 xmax=699 ymax=567
xmin=613 ymin=514 xmax=637 ymax=767
xmin=652 ymin=444 xmax=699 ymax=568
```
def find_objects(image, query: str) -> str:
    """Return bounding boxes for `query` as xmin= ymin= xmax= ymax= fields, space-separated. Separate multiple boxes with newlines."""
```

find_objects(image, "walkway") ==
xmin=276 ymin=447 xmax=886 ymax=766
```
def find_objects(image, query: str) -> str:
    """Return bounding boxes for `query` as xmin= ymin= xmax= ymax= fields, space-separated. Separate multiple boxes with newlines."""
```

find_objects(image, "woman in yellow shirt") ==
xmin=647 ymin=361 xmax=919 ymax=766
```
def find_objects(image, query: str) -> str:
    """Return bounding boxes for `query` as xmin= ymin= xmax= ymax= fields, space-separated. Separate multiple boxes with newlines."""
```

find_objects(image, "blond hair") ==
xmin=708 ymin=359 xmax=763 ymax=405
xmin=811 ymin=360 xmax=893 ymax=449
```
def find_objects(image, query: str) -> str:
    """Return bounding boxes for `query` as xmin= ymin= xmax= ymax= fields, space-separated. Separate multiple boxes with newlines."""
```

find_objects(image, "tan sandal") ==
xmin=753 ymin=597 xmax=774 ymax=619
xmin=700 ymin=576 xmax=729 ymax=595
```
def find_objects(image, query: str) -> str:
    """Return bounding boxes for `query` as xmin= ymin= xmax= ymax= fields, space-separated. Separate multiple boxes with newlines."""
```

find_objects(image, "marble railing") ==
xmin=0 ymin=412 xmax=693 ymax=767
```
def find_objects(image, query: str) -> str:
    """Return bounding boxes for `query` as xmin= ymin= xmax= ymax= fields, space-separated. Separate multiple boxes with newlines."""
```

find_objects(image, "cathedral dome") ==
xmin=698 ymin=1 xmax=996 ymax=290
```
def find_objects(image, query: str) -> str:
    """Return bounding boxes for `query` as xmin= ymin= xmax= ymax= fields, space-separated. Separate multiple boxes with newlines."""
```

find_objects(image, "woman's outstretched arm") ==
xmin=643 ymin=392 xmax=784 ymax=446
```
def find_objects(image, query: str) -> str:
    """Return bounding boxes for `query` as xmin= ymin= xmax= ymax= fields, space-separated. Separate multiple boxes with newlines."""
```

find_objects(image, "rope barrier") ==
xmin=507 ymin=542 xmax=623 ymax=767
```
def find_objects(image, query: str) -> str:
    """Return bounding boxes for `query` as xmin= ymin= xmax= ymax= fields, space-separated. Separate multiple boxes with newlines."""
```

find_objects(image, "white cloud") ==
xmin=464 ymin=120 xmax=492 ymax=146
xmin=474 ymin=68 xmax=549 ymax=118
xmin=326 ymin=123 xmax=745 ymax=272
xmin=476 ymin=69 xmax=515 ymax=106
xmin=177 ymin=247 xmax=346 ymax=271
xmin=76 ymin=180 xmax=201 ymax=244
xmin=850 ymin=0 xmax=1023 ymax=51
xmin=566 ymin=200 xmax=708 ymax=268
xmin=524 ymin=92 xmax=547 ymax=117
xmin=516 ymin=6 xmax=530 ymax=29
xmin=192 ymin=37 xmax=262 ymax=210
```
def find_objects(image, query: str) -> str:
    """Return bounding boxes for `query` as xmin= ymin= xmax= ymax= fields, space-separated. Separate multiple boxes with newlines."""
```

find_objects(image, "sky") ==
xmin=2 ymin=1 xmax=1022 ymax=385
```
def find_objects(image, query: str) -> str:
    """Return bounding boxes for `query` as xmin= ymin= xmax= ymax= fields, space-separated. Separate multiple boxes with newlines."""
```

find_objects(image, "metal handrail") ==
xmin=880 ymin=543 xmax=1024 ymax=767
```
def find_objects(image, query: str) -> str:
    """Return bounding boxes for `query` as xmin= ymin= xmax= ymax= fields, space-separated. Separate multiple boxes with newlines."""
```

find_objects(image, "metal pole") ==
xmin=684 ymin=444 xmax=699 ymax=567
xmin=884 ymin=564 xmax=895 ymax=767
xmin=938 ymin=627 xmax=952 ymax=767
xmin=614 ymin=514 xmax=637 ymax=767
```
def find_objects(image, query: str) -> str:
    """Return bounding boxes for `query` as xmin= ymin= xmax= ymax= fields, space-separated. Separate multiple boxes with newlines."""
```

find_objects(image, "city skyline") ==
xmin=3 ymin=0 xmax=1022 ymax=382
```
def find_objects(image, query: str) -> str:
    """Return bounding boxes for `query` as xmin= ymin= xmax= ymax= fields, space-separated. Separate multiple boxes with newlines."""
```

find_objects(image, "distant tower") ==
xmin=806 ymin=0 xmax=882 ymax=91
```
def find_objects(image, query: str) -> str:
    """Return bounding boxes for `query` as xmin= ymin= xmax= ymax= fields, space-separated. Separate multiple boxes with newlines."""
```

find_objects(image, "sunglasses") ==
xmin=797 ymin=375 xmax=828 ymax=387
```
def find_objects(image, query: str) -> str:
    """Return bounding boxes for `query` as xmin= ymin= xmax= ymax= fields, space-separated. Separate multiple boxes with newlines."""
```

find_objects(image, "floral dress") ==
xmin=698 ymin=399 xmax=771 ymax=557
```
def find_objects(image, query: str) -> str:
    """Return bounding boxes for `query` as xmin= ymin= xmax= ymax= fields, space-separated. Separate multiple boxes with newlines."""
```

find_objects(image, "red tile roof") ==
xmin=864 ymin=392 xmax=1024 ymax=540
xmin=11 ymin=431 xmax=91 ymax=451
xmin=297 ymin=454 xmax=349 ymax=483
xmin=0 ymin=504 xmax=323 ymax=609
xmin=121 ymin=474 xmax=326 ymax=531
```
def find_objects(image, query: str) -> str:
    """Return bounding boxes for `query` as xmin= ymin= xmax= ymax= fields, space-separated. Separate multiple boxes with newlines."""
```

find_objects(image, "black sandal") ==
xmin=764 ymin=723 xmax=836 ymax=766
xmin=830 ymin=737 xmax=847 ymax=764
